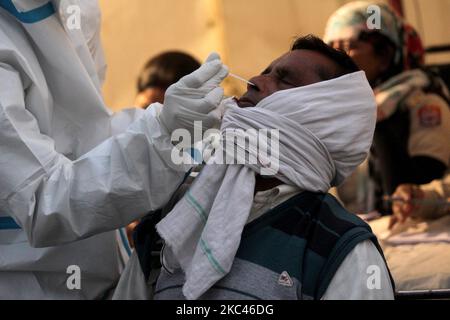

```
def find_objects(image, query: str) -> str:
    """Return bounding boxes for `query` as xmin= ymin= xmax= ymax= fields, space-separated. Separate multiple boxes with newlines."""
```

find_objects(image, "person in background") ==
xmin=135 ymin=51 xmax=201 ymax=108
xmin=389 ymin=173 xmax=450 ymax=229
xmin=324 ymin=1 xmax=450 ymax=214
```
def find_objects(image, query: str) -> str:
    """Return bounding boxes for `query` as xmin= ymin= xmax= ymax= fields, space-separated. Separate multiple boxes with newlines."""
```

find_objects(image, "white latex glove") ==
xmin=159 ymin=52 xmax=229 ymax=138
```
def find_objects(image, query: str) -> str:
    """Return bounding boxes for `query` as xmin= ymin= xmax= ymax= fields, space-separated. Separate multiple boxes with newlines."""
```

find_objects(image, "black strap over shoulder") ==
xmin=133 ymin=211 xmax=163 ymax=281
xmin=133 ymin=169 xmax=197 ymax=280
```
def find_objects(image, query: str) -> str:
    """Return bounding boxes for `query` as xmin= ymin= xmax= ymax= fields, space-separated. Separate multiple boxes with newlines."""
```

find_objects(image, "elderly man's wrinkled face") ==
xmin=237 ymin=50 xmax=339 ymax=108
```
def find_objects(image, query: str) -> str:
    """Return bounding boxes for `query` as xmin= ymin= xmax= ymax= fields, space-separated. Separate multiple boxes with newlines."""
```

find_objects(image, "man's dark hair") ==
xmin=137 ymin=51 xmax=201 ymax=93
xmin=291 ymin=35 xmax=360 ymax=80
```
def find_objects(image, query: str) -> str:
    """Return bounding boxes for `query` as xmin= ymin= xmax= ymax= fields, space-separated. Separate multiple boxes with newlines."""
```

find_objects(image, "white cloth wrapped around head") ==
xmin=219 ymin=70 xmax=376 ymax=189
xmin=156 ymin=71 xmax=377 ymax=300
xmin=265 ymin=70 xmax=377 ymax=186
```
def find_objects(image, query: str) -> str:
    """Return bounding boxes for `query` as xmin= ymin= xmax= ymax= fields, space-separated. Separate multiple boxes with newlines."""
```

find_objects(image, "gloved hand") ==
xmin=159 ymin=52 xmax=229 ymax=139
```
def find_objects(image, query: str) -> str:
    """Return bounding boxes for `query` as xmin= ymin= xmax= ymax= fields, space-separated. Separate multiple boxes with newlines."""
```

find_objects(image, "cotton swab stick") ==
xmin=228 ymin=73 xmax=256 ymax=87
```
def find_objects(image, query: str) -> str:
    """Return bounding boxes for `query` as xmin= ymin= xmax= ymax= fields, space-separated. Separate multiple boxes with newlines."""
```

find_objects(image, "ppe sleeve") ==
xmin=0 ymin=64 xmax=190 ymax=248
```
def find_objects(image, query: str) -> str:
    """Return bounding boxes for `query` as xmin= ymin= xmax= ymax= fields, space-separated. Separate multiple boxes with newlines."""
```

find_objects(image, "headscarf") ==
xmin=324 ymin=1 xmax=425 ymax=72
xmin=324 ymin=1 xmax=444 ymax=122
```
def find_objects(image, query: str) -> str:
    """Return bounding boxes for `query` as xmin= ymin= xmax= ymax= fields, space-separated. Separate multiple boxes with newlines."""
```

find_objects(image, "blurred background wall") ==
xmin=98 ymin=0 xmax=450 ymax=111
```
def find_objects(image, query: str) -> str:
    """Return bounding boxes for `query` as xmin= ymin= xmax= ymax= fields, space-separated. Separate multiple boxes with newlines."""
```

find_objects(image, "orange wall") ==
xmin=98 ymin=0 xmax=450 ymax=111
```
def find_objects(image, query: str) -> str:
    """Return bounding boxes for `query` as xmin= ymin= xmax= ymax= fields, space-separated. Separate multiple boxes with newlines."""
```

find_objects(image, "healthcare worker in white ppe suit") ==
xmin=0 ymin=0 xmax=228 ymax=299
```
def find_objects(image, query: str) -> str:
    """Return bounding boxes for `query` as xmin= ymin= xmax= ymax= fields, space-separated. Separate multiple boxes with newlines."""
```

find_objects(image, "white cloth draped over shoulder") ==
xmin=157 ymin=71 xmax=377 ymax=300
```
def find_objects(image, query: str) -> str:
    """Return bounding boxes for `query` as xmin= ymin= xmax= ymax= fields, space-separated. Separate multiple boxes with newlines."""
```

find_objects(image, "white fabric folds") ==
xmin=156 ymin=71 xmax=377 ymax=300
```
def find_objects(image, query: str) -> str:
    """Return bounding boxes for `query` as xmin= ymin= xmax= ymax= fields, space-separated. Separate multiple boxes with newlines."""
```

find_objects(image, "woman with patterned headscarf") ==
xmin=324 ymin=1 xmax=450 ymax=215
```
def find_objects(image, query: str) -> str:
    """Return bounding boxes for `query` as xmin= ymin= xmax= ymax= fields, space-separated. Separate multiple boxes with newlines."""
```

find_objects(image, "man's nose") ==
xmin=248 ymin=75 xmax=265 ymax=92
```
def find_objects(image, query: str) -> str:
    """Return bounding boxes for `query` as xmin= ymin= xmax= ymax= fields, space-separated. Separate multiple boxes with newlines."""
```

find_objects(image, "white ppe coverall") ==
xmin=0 ymin=0 xmax=194 ymax=299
